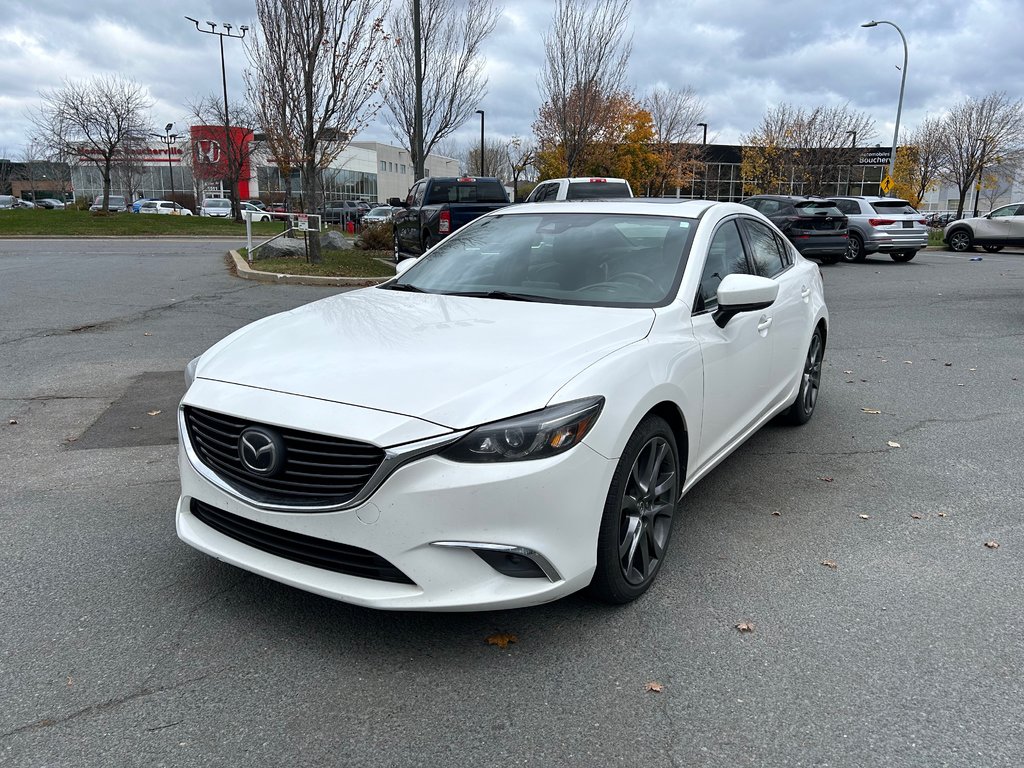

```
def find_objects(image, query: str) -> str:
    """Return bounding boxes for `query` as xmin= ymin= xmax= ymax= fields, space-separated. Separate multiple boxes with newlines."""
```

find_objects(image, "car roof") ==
xmin=502 ymin=198 xmax=722 ymax=217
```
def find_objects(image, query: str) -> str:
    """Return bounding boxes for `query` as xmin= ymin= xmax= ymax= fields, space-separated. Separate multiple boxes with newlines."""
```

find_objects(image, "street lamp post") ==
xmin=846 ymin=130 xmax=857 ymax=195
xmin=861 ymin=20 xmax=907 ymax=197
xmin=476 ymin=110 xmax=485 ymax=176
xmin=697 ymin=122 xmax=708 ymax=146
xmin=151 ymin=123 xmax=179 ymax=202
xmin=972 ymin=136 xmax=990 ymax=218
xmin=185 ymin=16 xmax=247 ymax=216
xmin=696 ymin=123 xmax=708 ymax=198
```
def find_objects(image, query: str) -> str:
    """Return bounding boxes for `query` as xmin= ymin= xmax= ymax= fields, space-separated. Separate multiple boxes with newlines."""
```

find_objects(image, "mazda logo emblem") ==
xmin=238 ymin=427 xmax=285 ymax=476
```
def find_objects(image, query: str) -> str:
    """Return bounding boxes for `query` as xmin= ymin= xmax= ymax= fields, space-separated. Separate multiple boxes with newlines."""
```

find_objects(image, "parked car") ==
xmin=391 ymin=176 xmax=510 ymax=261
xmin=317 ymin=199 xmax=363 ymax=225
xmin=131 ymin=197 xmax=154 ymax=213
xmin=139 ymin=200 xmax=194 ymax=216
xmin=943 ymin=202 xmax=1024 ymax=253
xmin=90 ymin=195 xmax=128 ymax=213
xmin=15 ymin=198 xmax=37 ymax=208
xmin=176 ymin=199 xmax=828 ymax=611
xmin=240 ymin=202 xmax=271 ymax=222
xmin=741 ymin=195 xmax=848 ymax=264
xmin=0 ymin=194 xmax=15 ymax=209
xmin=200 ymin=198 xmax=232 ymax=217
xmin=36 ymin=198 xmax=67 ymax=209
xmin=245 ymin=199 xmax=267 ymax=211
xmin=361 ymin=205 xmax=396 ymax=225
xmin=525 ymin=177 xmax=634 ymax=202
xmin=826 ymin=196 xmax=928 ymax=262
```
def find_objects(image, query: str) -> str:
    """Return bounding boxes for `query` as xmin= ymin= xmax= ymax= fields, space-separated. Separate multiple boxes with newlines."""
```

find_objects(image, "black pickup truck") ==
xmin=390 ymin=176 xmax=510 ymax=262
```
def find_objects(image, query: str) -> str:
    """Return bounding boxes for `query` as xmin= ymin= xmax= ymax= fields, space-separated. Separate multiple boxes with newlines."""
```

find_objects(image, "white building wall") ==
xmin=352 ymin=141 xmax=461 ymax=202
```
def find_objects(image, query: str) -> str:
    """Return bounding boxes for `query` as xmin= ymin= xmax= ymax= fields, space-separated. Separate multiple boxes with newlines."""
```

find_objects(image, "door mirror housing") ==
xmin=388 ymin=197 xmax=407 ymax=208
xmin=713 ymin=274 xmax=779 ymax=328
xmin=395 ymin=257 xmax=419 ymax=276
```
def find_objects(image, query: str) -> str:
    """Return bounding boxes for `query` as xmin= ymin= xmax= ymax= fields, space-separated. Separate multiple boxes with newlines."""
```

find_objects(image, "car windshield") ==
xmin=386 ymin=212 xmax=695 ymax=308
xmin=205 ymin=200 xmax=230 ymax=208
xmin=367 ymin=207 xmax=391 ymax=216
xmin=566 ymin=181 xmax=632 ymax=199
xmin=870 ymin=200 xmax=918 ymax=215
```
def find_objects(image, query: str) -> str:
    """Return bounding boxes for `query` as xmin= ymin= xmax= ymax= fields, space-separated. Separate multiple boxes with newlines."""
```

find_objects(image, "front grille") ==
xmin=184 ymin=406 xmax=386 ymax=507
xmin=190 ymin=499 xmax=415 ymax=584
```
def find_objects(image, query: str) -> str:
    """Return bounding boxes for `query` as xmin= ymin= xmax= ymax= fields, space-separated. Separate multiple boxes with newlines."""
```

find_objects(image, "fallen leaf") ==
xmin=771 ymin=510 xmax=781 ymax=516
xmin=821 ymin=559 xmax=838 ymax=570
xmin=938 ymin=512 xmax=947 ymax=518
xmin=887 ymin=441 xmax=901 ymax=448
xmin=147 ymin=410 xmax=162 ymax=417
xmin=880 ymin=359 xmax=888 ymax=362
xmin=8 ymin=419 xmax=17 ymax=425
xmin=143 ymin=332 xmax=152 ymax=337
xmin=910 ymin=514 xmax=922 ymax=520
xmin=67 ymin=676 xmax=73 ymax=687
xmin=969 ymin=368 xmax=977 ymax=372
xmin=944 ymin=362 xmax=953 ymax=367
xmin=644 ymin=682 xmax=664 ymax=693
xmin=486 ymin=633 xmax=518 ymax=649
xmin=859 ymin=514 xmax=870 ymax=520
xmin=130 ymin=426 xmax=141 ymax=430
xmin=984 ymin=541 xmax=1000 ymax=549
xmin=843 ymin=370 xmax=853 ymax=374
xmin=818 ymin=476 xmax=834 ymax=482
xmin=846 ymin=379 xmax=855 ymax=383
xmin=860 ymin=379 xmax=868 ymax=383
xmin=861 ymin=408 xmax=882 ymax=414
xmin=903 ymin=360 xmax=913 ymax=364
xmin=735 ymin=622 xmax=755 ymax=633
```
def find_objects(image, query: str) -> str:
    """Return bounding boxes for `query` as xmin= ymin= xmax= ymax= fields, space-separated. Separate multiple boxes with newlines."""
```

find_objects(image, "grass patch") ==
xmin=0 ymin=208 xmax=288 ymax=237
xmin=253 ymin=248 xmax=394 ymax=278
xmin=928 ymin=229 xmax=945 ymax=247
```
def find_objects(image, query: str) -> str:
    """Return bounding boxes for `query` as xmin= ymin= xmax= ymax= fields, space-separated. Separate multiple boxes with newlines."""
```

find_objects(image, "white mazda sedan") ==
xmin=177 ymin=200 xmax=828 ymax=610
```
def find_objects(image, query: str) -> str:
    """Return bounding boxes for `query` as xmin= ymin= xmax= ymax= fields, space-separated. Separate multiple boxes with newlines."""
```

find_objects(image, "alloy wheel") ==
xmin=617 ymin=436 xmax=677 ymax=586
xmin=949 ymin=230 xmax=973 ymax=252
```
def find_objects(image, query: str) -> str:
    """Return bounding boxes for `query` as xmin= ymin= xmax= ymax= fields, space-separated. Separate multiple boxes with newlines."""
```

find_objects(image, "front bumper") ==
xmin=176 ymin=395 xmax=617 ymax=611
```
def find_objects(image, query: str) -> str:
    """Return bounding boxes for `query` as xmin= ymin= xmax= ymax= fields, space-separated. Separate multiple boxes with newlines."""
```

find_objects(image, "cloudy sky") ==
xmin=2 ymin=0 xmax=1022 ymax=160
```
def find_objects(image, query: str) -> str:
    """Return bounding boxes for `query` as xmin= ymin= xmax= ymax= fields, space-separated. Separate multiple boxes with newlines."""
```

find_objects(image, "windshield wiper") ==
xmin=442 ymin=290 xmax=541 ymax=302
xmin=384 ymin=282 xmax=427 ymax=292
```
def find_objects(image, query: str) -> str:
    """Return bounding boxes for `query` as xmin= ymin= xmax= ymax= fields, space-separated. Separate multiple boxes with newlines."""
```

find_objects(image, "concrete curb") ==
xmin=230 ymin=250 xmax=395 ymax=287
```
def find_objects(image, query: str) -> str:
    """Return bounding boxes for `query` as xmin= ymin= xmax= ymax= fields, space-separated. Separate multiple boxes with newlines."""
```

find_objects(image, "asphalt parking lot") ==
xmin=2 ymin=238 xmax=1022 ymax=767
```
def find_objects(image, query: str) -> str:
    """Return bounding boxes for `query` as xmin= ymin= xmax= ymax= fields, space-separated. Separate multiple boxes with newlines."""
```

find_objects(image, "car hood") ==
xmin=196 ymin=288 xmax=654 ymax=430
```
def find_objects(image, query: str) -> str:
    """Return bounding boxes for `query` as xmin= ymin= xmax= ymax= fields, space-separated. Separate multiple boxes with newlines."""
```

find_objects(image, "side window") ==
xmin=835 ymin=200 xmax=858 ymax=216
xmin=743 ymin=219 xmax=787 ymax=278
xmin=759 ymin=200 xmax=780 ymax=215
xmin=697 ymin=220 xmax=749 ymax=313
xmin=775 ymin=231 xmax=794 ymax=266
xmin=409 ymin=182 xmax=424 ymax=207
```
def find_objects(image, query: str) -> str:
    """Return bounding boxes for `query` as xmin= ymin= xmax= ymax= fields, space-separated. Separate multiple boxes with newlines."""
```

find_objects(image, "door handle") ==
xmin=801 ymin=286 xmax=811 ymax=300
xmin=757 ymin=315 xmax=773 ymax=333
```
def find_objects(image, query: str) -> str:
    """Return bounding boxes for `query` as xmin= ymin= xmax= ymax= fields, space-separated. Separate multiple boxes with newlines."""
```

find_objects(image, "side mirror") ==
xmin=388 ymin=197 xmax=406 ymax=208
xmin=713 ymin=274 xmax=779 ymax=328
xmin=395 ymin=257 xmax=419 ymax=276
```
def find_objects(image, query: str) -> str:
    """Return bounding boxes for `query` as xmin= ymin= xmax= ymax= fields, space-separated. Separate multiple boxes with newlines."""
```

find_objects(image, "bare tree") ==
xmin=382 ymin=0 xmax=500 ymax=178
xmin=246 ymin=0 xmax=392 ymax=262
xmin=741 ymin=102 xmax=875 ymax=195
xmin=30 ymin=75 xmax=151 ymax=212
xmin=0 ymin=151 xmax=13 ymax=195
xmin=506 ymin=135 xmax=536 ymax=200
xmin=937 ymin=91 xmax=1024 ymax=217
xmin=466 ymin=138 xmax=508 ymax=179
xmin=536 ymin=0 xmax=632 ymax=176
xmin=642 ymin=85 xmax=705 ymax=196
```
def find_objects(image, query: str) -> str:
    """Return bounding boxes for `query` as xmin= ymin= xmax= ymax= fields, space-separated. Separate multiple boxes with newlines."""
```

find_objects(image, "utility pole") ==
xmin=185 ymin=16 xmax=248 ymax=218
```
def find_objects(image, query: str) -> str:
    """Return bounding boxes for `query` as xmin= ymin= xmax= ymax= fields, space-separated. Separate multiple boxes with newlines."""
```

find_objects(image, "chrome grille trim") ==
xmin=179 ymin=405 xmax=467 ymax=513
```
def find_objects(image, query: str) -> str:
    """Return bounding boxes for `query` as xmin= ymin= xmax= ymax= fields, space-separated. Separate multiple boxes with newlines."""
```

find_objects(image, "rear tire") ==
xmin=783 ymin=327 xmax=824 ymax=426
xmin=890 ymin=250 xmax=917 ymax=262
xmin=843 ymin=234 xmax=866 ymax=262
xmin=589 ymin=415 xmax=680 ymax=605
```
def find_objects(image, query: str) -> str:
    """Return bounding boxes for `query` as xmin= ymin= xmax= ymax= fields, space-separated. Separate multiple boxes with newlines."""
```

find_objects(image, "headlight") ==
xmin=440 ymin=397 xmax=604 ymax=463
xmin=184 ymin=356 xmax=201 ymax=388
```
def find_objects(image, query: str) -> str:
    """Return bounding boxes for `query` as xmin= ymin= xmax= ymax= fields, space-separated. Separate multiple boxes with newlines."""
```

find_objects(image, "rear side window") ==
xmin=870 ymin=200 xmax=918 ymax=215
xmin=832 ymin=199 xmax=860 ymax=215
xmin=565 ymin=182 xmax=631 ymax=199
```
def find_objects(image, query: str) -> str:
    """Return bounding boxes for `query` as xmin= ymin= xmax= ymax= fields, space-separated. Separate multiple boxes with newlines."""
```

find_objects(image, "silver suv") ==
xmin=828 ymin=196 xmax=928 ymax=263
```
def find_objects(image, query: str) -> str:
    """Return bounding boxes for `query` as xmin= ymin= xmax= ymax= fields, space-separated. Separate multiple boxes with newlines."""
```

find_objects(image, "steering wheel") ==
xmin=614 ymin=272 xmax=659 ymax=291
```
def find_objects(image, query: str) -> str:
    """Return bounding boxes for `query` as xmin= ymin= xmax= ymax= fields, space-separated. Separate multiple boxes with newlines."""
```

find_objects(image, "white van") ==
xmin=200 ymin=198 xmax=232 ymax=217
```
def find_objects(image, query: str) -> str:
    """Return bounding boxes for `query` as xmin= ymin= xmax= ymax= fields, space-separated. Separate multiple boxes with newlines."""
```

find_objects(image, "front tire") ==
xmin=890 ymin=250 xmax=917 ymax=262
xmin=948 ymin=229 xmax=974 ymax=252
xmin=589 ymin=415 xmax=680 ymax=605
xmin=783 ymin=326 xmax=824 ymax=426
xmin=843 ymin=234 xmax=866 ymax=262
